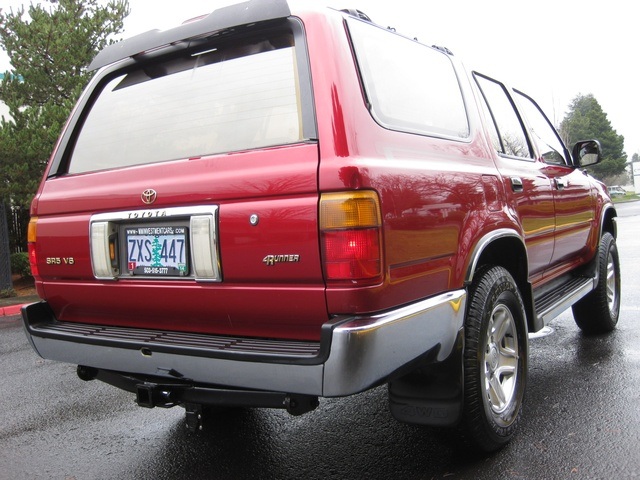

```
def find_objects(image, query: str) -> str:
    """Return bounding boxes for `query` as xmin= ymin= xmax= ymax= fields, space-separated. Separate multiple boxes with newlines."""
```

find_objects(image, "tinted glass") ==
xmin=514 ymin=90 xmax=568 ymax=165
xmin=69 ymin=35 xmax=304 ymax=174
xmin=348 ymin=18 xmax=469 ymax=139
xmin=474 ymin=74 xmax=532 ymax=159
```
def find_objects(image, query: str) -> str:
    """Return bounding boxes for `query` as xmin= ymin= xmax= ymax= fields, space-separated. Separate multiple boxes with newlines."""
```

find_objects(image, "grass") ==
xmin=611 ymin=192 xmax=639 ymax=203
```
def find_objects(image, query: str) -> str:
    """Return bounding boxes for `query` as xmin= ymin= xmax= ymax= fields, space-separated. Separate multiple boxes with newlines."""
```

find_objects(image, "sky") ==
xmin=1 ymin=0 xmax=638 ymax=157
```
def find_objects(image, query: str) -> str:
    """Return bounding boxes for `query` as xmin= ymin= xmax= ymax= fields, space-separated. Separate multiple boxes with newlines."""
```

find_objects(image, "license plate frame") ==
xmin=125 ymin=225 xmax=189 ymax=277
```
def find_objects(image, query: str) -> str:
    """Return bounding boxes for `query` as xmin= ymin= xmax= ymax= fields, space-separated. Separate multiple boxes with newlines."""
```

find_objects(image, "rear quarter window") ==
xmin=347 ymin=18 xmax=469 ymax=140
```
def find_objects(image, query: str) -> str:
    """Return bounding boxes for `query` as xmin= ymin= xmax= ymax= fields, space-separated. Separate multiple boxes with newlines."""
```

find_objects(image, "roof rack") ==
xmin=88 ymin=0 xmax=291 ymax=71
xmin=431 ymin=45 xmax=454 ymax=55
xmin=340 ymin=9 xmax=373 ymax=23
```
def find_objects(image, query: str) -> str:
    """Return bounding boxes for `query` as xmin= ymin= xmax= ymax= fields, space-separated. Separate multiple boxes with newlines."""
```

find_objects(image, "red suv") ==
xmin=22 ymin=0 xmax=619 ymax=451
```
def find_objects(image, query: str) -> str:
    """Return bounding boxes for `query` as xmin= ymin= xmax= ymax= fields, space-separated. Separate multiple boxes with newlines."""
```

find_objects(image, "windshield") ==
xmin=69 ymin=33 xmax=305 ymax=174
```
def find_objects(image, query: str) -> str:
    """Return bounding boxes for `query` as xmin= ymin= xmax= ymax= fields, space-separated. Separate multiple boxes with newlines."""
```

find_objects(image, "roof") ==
xmin=88 ymin=0 xmax=291 ymax=71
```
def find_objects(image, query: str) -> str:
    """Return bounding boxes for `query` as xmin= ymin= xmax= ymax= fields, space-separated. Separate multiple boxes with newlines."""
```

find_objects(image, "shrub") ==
xmin=10 ymin=252 xmax=31 ymax=278
xmin=1 ymin=288 xmax=17 ymax=299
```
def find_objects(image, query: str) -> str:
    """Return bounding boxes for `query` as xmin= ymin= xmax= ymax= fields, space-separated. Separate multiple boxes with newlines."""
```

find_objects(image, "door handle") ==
xmin=555 ymin=178 xmax=566 ymax=190
xmin=510 ymin=177 xmax=523 ymax=193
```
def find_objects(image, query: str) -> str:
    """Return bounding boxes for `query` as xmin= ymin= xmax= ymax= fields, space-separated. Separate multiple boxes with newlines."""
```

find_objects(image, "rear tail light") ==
xmin=90 ymin=221 xmax=117 ymax=279
xmin=190 ymin=215 xmax=221 ymax=281
xmin=27 ymin=218 xmax=39 ymax=278
xmin=320 ymin=191 xmax=383 ymax=285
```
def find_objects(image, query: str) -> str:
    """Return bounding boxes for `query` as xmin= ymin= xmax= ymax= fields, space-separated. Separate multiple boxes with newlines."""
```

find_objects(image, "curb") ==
xmin=0 ymin=303 xmax=26 ymax=317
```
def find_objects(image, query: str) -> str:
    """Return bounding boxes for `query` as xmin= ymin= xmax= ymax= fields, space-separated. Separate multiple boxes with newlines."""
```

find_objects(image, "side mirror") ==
xmin=572 ymin=139 xmax=601 ymax=167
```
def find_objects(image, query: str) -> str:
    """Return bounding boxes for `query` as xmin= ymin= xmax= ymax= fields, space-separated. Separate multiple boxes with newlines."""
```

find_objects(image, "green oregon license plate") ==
xmin=126 ymin=226 xmax=188 ymax=276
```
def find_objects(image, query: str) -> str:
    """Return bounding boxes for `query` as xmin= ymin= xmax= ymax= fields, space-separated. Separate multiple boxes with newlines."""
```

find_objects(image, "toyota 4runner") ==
xmin=22 ymin=0 xmax=620 ymax=451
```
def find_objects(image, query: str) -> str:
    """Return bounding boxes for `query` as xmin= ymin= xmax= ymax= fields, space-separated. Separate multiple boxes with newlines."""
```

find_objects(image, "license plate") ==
xmin=126 ymin=226 xmax=188 ymax=276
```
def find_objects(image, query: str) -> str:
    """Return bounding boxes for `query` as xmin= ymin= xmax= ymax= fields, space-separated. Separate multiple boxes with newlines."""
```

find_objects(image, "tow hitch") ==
xmin=181 ymin=393 xmax=319 ymax=432
xmin=136 ymin=382 xmax=187 ymax=409
xmin=133 ymin=381 xmax=319 ymax=432
xmin=77 ymin=368 xmax=319 ymax=432
xmin=185 ymin=403 xmax=204 ymax=432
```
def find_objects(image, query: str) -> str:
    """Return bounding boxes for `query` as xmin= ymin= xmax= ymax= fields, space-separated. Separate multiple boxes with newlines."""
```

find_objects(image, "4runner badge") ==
xmin=141 ymin=189 xmax=157 ymax=205
xmin=263 ymin=254 xmax=300 ymax=266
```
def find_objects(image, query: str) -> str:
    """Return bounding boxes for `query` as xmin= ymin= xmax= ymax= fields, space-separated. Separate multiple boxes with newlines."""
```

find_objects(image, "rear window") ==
xmin=347 ymin=18 xmax=469 ymax=140
xmin=69 ymin=33 xmax=305 ymax=174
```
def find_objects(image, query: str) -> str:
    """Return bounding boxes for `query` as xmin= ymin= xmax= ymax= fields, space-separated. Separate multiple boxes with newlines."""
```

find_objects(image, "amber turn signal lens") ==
xmin=320 ymin=191 xmax=381 ymax=230
xmin=27 ymin=217 xmax=37 ymax=243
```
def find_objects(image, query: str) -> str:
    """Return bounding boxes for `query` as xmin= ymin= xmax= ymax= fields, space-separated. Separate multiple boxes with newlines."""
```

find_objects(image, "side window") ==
xmin=514 ymin=90 xmax=569 ymax=165
xmin=347 ymin=18 xmax=469 ymax=140
xmin=474 ymin=73 xmax=532 ymax=159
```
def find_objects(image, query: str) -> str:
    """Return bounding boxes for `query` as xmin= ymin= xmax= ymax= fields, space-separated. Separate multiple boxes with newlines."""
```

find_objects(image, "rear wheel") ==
xmin=462 ymin=266 xmax=528 ymax=452
xmin=572 ymin=232 xmax=620 ymax=334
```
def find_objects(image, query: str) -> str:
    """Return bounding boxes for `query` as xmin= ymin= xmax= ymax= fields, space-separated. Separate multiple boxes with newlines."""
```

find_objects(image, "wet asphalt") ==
xmin=1 ymin=201 xmax=639 ymax=480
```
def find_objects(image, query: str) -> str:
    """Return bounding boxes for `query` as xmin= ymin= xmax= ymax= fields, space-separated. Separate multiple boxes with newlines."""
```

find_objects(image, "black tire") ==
xmin=461 ymin=265 xmax=528 ymax=452
xmin=572 ymin=232 xmax=620 ymax=334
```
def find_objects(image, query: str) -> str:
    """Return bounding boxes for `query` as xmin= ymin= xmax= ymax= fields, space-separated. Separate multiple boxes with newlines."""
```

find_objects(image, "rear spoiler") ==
xmin=89 ymin=0 xmax=291 ymax=71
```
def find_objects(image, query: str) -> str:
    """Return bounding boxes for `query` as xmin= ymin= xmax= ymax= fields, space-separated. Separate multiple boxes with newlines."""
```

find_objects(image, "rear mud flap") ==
xmin=388 ymin=327 xmax=464 ymax=428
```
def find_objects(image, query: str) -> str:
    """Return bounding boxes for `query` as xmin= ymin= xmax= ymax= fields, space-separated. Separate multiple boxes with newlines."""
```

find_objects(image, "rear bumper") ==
xmin=22 ymin=290 xmax=466 ymax=397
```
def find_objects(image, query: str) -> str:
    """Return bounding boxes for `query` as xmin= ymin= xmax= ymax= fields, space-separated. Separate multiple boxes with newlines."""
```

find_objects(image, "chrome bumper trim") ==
xmin=22 ymin=290 xmax=466 ymax=397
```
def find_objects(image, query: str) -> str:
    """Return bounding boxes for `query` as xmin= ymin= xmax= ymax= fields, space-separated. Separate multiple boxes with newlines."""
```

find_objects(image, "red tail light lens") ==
xmin=320 ymin=191 xmax=382 ymax=284
xmin=323 ymin=228 xmax=381 ymax=280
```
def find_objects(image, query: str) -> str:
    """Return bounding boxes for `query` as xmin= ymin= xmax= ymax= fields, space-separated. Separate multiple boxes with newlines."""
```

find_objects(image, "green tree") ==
xmin=0 ymin=0 xmax=130 ymax=209
xmin=559 ymin=94 xmax=627 ymax=182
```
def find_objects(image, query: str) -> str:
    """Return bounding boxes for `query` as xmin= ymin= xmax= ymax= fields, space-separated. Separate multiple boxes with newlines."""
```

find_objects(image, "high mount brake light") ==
xmin=320 ymin=191 xmax=383 ymax=284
